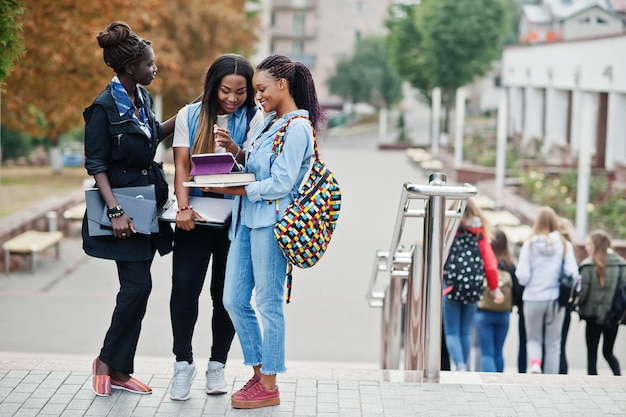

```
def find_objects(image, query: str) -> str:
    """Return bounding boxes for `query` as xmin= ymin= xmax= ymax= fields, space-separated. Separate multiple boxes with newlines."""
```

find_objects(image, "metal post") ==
xmin=383 ymin=274 xmax=405 ymax=369
xmin=404 ymin=244 xmax=425 ymax=372
xmin=423 ymin=173 xmax=446 ymax=382
xmin=46 ymin=211 xmax=58 ymax=232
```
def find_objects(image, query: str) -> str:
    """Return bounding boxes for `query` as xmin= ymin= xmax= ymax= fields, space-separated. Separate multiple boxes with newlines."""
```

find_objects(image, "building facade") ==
xmin=502 ymin=33 xmax=626 ymax=171
xmin=251 ymin=0 xmax=393 ymax=107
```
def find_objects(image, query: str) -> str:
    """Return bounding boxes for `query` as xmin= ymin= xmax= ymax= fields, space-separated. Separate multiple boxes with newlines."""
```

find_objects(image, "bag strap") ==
xmin=271 ymin=115 xmax=316 ymax=305
xmin=272 ymin=115 xmax=318 ymax=160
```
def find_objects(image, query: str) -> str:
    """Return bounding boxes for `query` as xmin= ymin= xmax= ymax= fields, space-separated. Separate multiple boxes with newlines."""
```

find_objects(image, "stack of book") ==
xmin=183 ymin=153 xmax=255 ymax=187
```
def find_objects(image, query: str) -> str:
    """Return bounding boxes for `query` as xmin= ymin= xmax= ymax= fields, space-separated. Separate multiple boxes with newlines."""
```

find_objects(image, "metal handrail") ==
xmin=367 ymin=173 xmax=477 ymax=382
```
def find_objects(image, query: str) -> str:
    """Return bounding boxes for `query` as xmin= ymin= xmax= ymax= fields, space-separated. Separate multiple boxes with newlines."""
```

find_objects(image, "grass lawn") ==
xmin=0 ymin=166 xmax=91 ymax=218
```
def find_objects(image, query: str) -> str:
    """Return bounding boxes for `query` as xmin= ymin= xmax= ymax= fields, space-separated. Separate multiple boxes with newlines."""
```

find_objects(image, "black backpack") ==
xmin=608 ymin=266 xmax=626 ymax=325
xmin=443 ymin=231 xmax=485 ymax=304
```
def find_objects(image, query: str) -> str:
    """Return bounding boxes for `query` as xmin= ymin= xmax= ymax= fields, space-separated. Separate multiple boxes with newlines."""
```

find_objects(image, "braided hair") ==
xmin=256 ymin=54 xmax=323 ymax=130
xmin=97 ymin=21 xmax=151 ymax=74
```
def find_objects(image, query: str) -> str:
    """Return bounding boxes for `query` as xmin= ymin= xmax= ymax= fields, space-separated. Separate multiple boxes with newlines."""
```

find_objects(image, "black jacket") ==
xmin=81 ymin=84 xmax=173 ymax=261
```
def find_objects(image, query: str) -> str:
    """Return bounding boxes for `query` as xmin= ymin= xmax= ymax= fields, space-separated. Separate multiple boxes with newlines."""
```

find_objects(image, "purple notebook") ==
xmin=189 ymin=153 xmax=239 ymax=176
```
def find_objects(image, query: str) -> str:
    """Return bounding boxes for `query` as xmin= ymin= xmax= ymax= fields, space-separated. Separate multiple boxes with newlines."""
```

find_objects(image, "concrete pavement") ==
xmin=1 ymin=112 xmax=626 ymax=416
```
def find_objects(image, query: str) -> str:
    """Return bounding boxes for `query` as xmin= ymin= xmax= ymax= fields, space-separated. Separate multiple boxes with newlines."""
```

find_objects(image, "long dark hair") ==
xmin=192 ymin=54 xmax=255 ymax=155
xmin=256 ymin=54 xmax=323 ymax=130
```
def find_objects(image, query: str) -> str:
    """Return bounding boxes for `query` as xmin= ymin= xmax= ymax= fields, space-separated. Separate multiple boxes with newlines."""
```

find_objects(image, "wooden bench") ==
xmin=63 ymin=202 xmax=86 ymax=235
xmin=3 ymin=230 xmax=64 ymax=274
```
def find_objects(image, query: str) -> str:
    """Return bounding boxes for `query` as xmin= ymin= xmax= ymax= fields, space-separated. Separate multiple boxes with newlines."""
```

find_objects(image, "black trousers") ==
xmin=100 ymin=257 xmax=154 ymax=375
xmin=585 ymin=319 xmax=621 ymax=376
xmin=170 ymin=225 xmax=235 ymax=364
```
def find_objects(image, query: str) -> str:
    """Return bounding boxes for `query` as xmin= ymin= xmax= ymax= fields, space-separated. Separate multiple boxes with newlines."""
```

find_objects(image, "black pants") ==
xmin=559 ymin=304 xmax=573 ymax=374
xmin=585 ymin=319 xmax=621 ymax=376
xmin=170 ymin=225 xmax=235 ymax=364
xmin=100 ymin=258 xmax=154 ymax=375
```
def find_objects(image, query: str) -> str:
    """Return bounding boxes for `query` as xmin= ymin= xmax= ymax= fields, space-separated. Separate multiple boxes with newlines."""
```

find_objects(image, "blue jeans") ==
xmin=474 ymin=310 xmax=510 ymax=372
xmin=442 ymin=297 xmax=477 ymax=369
xmin=223 ymin=224 xmax=288 ymax=375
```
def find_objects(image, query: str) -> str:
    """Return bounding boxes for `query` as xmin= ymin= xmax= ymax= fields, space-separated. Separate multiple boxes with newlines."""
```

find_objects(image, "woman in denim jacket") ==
xmin=208 ymin=54 xmax=321 ymax=409
xmin=83 ymin=21 xmax=175 ymax=397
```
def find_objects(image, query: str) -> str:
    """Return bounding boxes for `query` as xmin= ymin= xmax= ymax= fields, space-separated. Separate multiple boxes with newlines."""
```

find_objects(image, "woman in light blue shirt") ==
xmin=209 ymin=54 xmax=322 ymax=410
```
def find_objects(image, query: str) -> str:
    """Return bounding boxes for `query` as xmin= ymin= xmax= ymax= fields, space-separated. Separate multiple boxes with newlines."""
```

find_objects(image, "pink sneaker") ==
xmin=231 ymin=382 xmax=280 ymax=409
xmin=231 ymin=374 xmax=260 ymax=399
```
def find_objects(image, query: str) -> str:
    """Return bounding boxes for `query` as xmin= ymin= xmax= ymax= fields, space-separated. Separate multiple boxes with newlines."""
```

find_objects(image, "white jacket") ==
xmin=516 ymin=231 xmax=579 ymax=302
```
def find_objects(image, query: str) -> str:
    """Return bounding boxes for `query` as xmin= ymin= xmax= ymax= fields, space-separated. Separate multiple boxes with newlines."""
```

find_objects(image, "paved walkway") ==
xmin=2 ymin=116 xmax=626 ymax=416
xmin=2 ymin=353 xmax=626 ymax=416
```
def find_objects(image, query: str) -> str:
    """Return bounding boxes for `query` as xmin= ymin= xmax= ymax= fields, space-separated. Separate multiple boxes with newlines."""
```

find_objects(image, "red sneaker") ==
xmin=231 ymin=374 xmax=260 ymax=399
xmin=231 ymin=382 xmax=279 ymax=409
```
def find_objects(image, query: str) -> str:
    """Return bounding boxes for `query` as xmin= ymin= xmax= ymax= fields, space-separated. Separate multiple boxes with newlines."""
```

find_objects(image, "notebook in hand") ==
xmin=189 ymin=153 xmax=240 ymax=176
xmin=100 ymin=193 xmax=157 ymax=235
xmin=159 ymin=196 xmax=233 ymax=227
xmin=85 ymin=185 xmax=159 ymax=237
xmin=184 ymin=171 xmax=255 ymax=186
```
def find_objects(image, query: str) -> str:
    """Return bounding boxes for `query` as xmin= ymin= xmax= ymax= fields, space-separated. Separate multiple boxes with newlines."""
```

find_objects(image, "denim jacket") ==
xmin=229 ymin=109 xmax=314 ymax=239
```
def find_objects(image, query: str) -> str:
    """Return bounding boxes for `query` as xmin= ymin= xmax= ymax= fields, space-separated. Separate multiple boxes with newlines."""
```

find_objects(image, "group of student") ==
xmin=83 ymin=21 xmax=322 ymax=409
xmin=442 ymin=200 xmax=624 ymax=376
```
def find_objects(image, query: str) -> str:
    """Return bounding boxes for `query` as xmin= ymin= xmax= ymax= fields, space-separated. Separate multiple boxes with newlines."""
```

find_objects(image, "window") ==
xmin=293 ymin=13 xmax=305 ymax=36
xmin=597 ymin=16 xmax=608 ymax=25
xmin=292 ymin=41 xmax=304 ymax=56
xmin=292 ymin=0 xmax=306 ymax=7
xmin=354 ymin=0 xmax=363 ymax=14
xmin=578 ymin=16 xmax=591 ymax=24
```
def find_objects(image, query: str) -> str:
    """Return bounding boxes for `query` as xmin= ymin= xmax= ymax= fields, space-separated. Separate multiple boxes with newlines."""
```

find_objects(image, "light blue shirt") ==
xmin=229 ymin=109 xmax=314 ymax=238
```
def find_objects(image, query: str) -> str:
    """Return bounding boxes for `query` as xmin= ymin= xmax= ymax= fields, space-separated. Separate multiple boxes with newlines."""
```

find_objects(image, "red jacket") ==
xmin=465 ymin=226 xmax=499 ymax=291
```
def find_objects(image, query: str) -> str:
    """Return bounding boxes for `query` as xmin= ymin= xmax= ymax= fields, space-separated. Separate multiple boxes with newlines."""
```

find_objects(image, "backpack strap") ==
xmin=272 ymin=115 xmax=318 ymax=160
xmin=271 ymin=115 xmax=315 ymax=304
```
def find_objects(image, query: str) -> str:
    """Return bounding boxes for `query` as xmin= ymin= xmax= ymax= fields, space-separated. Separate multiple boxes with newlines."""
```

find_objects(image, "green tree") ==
xmin=327 ymin=36 xmax=403 ymax=111
xmin=0 ymin=0 xmax=24 ymax=84
xmin=386 ymin=0 xmax=508 ymax=132
xmin=385 ymin=2 xmax=431 ymax=100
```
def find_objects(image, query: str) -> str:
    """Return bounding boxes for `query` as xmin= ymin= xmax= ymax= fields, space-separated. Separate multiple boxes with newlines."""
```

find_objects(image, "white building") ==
xmin=519 ymin=0 xmax=624 ymax=43
xmin=501 ymin=0 xmax=626 ymax=170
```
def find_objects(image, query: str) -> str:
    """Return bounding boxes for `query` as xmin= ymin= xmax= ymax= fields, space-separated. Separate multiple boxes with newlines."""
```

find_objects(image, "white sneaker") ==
xmin=530 ymin=362 xmax=542 ymax=374
xmin=205 ymin=360 xmax=227 ymax=395
xmin=170 ymin=361 xmax=197 ymax=401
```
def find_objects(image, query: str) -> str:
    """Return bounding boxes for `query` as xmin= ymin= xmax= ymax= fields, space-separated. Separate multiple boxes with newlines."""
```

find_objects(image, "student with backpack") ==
xmin=168 ymin=54 xmax=263 ymax=401
xmin=443 ymin=198 xmax=503 ymax=371
xmin=516 ymin=206 xmax=579 ymax=374
xmin=578 ymin=230 xmax=625 ymax=376
xmin=207 ymin=54 xmax=323 ymax=409
xmin=474 ymin=229 xmax=515 ymax=372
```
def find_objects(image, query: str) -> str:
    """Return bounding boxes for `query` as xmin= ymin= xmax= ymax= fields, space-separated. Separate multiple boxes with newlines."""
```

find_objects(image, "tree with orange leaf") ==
xmin=0 ymin=0 xmax=258 ymax=166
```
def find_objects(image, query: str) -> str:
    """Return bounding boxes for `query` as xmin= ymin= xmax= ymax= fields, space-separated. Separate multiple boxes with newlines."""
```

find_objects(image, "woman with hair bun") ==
xmin=83 ymin=21 xmax=176 ymax=397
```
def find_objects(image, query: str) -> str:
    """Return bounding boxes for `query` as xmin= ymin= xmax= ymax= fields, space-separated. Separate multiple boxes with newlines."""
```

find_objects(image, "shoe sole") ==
xmin=231 ymin=397 xmax=280 ymax=409
xmin=111 ymin=385 xmax=152 ymax=395
xmin=206 ymin=387 xmax=228 ymax=395
xmin=170 ymin=366 xmax=197 ymax=401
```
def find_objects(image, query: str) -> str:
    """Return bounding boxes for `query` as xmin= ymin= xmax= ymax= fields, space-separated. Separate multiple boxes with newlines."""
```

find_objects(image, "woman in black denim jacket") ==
xmin=82 ymin=21 xmax=175 ymax=396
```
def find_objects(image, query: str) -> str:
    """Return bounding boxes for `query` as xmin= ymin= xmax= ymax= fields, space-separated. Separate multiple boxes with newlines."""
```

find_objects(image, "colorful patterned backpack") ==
xmin=272 ymin=116 xmax=342 ymax=302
